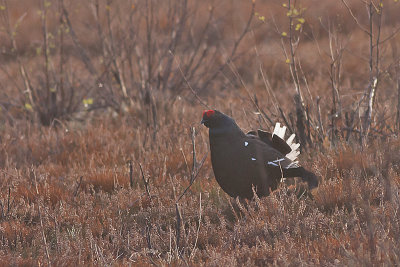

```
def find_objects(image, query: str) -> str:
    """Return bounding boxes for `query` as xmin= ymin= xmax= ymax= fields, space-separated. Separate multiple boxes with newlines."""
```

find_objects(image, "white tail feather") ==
xmin=286 ymin=150 xmax=300 ymax=161
xmin=272 ymin=123 xmax=281 ymax=137
xmin=286 ymin=134 xmax=296 ymax=146
xmin=290 ymin=143 xmax=300 ymax=151
xmin=273 ymin=122 xmax=301 ymax=164
xmin=279 ymin=126 xmax=287 ymax=139
xmin=272 ymin=123 xmax=287 ymax=139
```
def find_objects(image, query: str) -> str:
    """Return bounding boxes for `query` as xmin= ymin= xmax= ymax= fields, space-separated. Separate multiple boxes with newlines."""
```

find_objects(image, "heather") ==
xmin=0 ymin=0 xmax=400 ymax=266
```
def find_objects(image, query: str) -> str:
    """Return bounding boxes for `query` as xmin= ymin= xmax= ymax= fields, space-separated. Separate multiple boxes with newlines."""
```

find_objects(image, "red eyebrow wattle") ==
xmin=204 ymin=110 xmax=215 ymax=117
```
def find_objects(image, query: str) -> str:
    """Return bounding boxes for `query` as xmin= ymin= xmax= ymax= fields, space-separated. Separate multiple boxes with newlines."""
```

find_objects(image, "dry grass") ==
xmin=1 ymin=0 xmax=400 ymax=266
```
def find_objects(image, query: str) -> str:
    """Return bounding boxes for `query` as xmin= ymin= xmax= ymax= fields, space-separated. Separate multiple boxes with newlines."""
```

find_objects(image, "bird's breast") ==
xmin=209 ymin=136 xmax=261 ymax=197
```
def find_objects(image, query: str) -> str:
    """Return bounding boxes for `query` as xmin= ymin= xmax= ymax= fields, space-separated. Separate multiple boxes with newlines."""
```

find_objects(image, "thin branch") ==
xmin=33 ymin=170 xmax=51 ymax=267
xmin=170 ymin=51 xmax=209 ymax=108
xmin=61 ymin=4 xmax=96 ymax=75
xmin=73 ymin=176 xmax=83 ymax=197
xmin=189 ymin=193 xmax=202 ymax=261
xmin=177 ymin=150 xmax=208 ymax=202
xmin=340 ymin=0 xmax=370 ymax=35
xmin=190 ymin=127 xmax=197 ymax=182
xmin=378 ymin=26 xmax=400 ymax=45
xmin=175 ymin=203 xmax=182 ymax=253
xmin=128 ymin=160 xmax=134 ymax=188
xmin=199 ymin=0 xmax=255 ymax=92
xmin=226 ymin=61 xmax=273 ymax=126
xmin=139 ymin=163 xmax=152 ymax=203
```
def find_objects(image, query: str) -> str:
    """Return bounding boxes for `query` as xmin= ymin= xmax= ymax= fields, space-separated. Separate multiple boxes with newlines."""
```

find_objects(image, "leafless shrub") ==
xmin=1 ymin=0 xmax=254 ymax=127
xmin=1 ymin=0 xmax=400 ymax=265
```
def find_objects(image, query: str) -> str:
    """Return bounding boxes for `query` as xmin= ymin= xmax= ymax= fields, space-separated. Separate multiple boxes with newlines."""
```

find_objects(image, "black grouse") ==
xmin=201 ymin=109 xmax=318 ymax=199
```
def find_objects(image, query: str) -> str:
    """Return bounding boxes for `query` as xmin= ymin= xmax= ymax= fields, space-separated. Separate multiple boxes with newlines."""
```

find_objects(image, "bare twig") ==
xmin=7 ymin=187 xmax=11 ymax=216
xmin=170 ymin=51 xmax=209 ymax=108
xmin=363 ymin=77 xmax=378 ymax=142
xmin=139 ymin=163 xmax=152 ymax=203
xmin=58 ymin=0 xmax=66 ymax=113
xmin=0 ymin=200 xmax=3 ymax=220
xmin=189 ymin=193 xmax=202 ymax=261
xmin=128 ymin=160 xmax=134 ymax=188
xmin=226 ymin=62 xmax=274 ymax=126
xmin=378 ymin=26 xmax=400 ymax=46
xmin=252 ymin=30 xmax=281 ymax=117
xmin=145 ymin=218 xmax=152 ymax=250
xmin=278 ymin=0 xmax=311 ymax=143
xmin=328 ymin=21 xmax=345 ymax=122
xmin=316 ymin=96 xmax=324 ymax=139
xmin=177 ymin=150 xmax=208 ymax=202
xmin=61 ymin=4 xmax=96 ymax=75
xmin=279 ymin=107 xmax=294 ymax=135
xmin=0 ymin=1 xmax=34 ymax=108
xmin=340 ymin=0 xmax=370 ymax=35
xmin=191 ymin=127 xmax=197 ymax=182
xmin=73 ymin=176 xmax=83 ymax=197
xmin=105 ymin=0 xmax=128 ymax=99
xmin=40 ymin=0 xmax=51 ymax=115
xmin=199 ymin=0 xmax=255 ymax=92
xmin=362 ymin=1 xmax=383 ymax=144
xmin=33 ymin=170 xmax=51 ymax=267
xmin=397 ymin=72 xmax=400 ymax=132
xmin=175 ymin=203 xmax=182 ymax=253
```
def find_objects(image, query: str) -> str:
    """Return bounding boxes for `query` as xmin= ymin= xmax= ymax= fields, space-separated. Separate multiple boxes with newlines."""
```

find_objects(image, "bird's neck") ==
xmin=209 ymin=123 xmax=244 ymax=143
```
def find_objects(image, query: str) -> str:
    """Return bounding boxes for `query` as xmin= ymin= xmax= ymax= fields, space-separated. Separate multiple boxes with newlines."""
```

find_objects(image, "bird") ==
xmin=201 ymin=109 xmax=318 ymax=199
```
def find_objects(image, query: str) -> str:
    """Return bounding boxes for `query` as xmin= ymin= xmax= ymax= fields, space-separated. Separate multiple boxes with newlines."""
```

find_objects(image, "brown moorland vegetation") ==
xmin=1 ymin=0 xmax=400 ymax=265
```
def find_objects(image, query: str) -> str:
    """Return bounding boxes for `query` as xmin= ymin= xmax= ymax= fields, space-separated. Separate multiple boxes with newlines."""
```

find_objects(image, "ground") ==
xmin=0 ymin=0 xmax=400 ymax=266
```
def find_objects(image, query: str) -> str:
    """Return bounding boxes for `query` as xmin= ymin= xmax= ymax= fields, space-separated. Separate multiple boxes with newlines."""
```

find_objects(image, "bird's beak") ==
xmin=200 ymin=119 xmax=206 ymax=125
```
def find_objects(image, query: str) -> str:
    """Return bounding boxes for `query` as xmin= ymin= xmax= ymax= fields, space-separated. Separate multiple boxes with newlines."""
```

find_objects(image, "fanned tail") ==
xmin=272 ymin=123 xmax=300 ymax=166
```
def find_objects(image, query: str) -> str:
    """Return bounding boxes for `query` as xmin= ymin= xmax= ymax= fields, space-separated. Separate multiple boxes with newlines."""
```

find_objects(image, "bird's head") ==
xmin=201 ymin=109 xmax=235 ymax=129
xmin=201 ymin=109 xmax=217 ymax=128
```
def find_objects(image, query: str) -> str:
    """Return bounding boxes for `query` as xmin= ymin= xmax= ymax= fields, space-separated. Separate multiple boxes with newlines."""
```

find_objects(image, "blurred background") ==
xmin=1 ymin=0 xmax=400 ymax=265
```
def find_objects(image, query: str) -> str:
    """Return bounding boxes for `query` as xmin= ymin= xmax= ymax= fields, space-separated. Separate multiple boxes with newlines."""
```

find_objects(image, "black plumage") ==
xmin=201 ymin=109 xmax=318 ymax=199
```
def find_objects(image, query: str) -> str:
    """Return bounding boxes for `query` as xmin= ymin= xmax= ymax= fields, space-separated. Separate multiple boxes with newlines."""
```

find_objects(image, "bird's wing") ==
xmin=244 ymin=135 xmax=299 ymax=170
xmin=260 ymin=140 xmax=299 ymax=169
xmin=246 ymin=129 xmax=291 ymax=155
